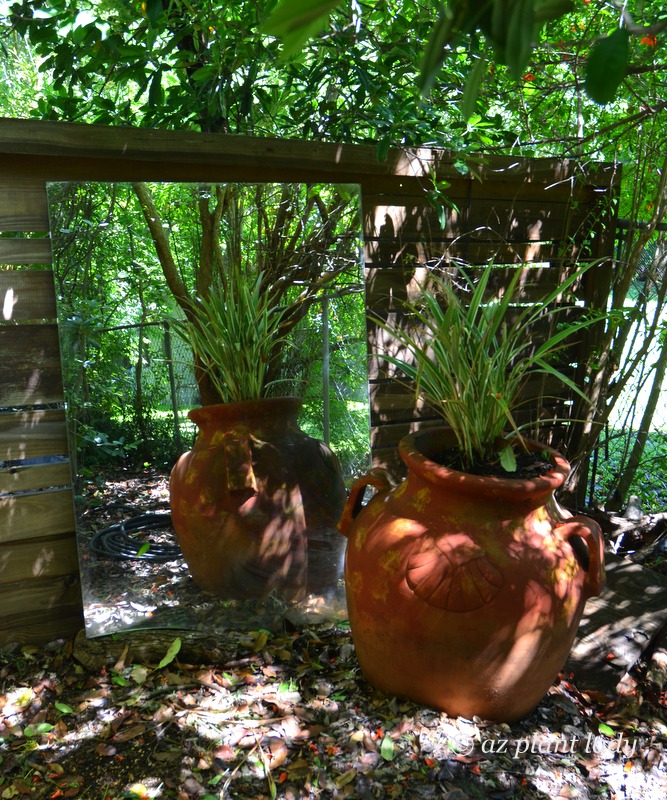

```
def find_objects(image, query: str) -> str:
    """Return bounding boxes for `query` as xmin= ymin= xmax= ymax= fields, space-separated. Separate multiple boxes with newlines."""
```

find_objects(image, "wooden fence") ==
xmin=0 ymin=119 xmax=620 ymax=645
xmin=364 ymin=157 xmax=620 ymax=473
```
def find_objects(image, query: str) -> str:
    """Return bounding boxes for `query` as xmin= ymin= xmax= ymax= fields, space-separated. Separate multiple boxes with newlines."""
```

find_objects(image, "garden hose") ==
xmin=89 ymin=513 xmax=182 ymax=562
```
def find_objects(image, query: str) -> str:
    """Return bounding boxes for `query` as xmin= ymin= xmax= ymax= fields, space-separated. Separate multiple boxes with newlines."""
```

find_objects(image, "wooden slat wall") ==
xmin=0 ymin=119 xmax=620 ymax=645
xmin=362 ymin=157 xmax=620 ymax=475
xmin=0 ymin=177 xmax=82 ymax=646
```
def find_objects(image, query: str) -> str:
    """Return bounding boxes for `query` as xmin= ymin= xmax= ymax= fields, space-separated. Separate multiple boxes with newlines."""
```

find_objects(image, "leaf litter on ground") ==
xmin=0 ymin=621 xmax=666 ymax=800
xmin=5 ymin=466 xmax=664 ymax=798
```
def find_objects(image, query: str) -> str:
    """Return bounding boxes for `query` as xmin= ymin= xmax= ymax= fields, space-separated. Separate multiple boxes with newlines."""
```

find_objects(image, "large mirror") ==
xmin=48 ymin=181 xmax=369 ymax=637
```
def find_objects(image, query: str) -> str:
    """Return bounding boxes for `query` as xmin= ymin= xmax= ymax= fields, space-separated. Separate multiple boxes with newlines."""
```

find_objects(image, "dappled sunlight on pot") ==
xmin=170 ymin=398 xmax=347 ymax=604
xmin=339 ymin=427 xmax=605 ymax=722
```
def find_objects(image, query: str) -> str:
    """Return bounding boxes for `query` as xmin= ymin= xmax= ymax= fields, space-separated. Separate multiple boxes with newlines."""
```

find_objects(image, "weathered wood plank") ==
xmin=362 ymin=198 xmax=595 ymax=242
xmin=0 ymin=605 xmax=83 ymax=647
xmin=0 ymin=180 xmax=49 ymax=232
xmin=368 ymin=377 xmax=573 ymax=426
xmin=360 ymin=181 xmax=583 ymax=209
xmin=364 ymin=263 xmax=582 ymax=308
xmin=366 ymin=309 xmax=584 ymax=382
xmin=0 ymin=531 xmax=79 ymax=586
xmin=0 ymin=119 xmax=581 ymax=173
xmin=369 ymin=383 xmax=437 ymax=424
xmin=0 ymin=490 xmax=76 ymax=546
xmin=0 ymin=119 xmax=622 ymax=188
xmin=0 ymin=409 xmax=69 ymax=465
xmin=368 ymin=444 xmax=406 ymax=478
xmin=0 ymin=574 xmax=80 ymax=620
xmin=0 ymin=119 xmax=427 ymax=178
xmin=0 ymin=461 xmax=72 ymax=495
xmin=363 ymin=237 xmax=579 ymax=269
xmin=0 ymin=324 xmax=64 ymax=406
xmin=0 ymin=269 xmax=57 ymax=320
xmin=369 ymin=419 xmax=442 ymax=450
xmin=0 ymin=237 xmax=52 ymax=265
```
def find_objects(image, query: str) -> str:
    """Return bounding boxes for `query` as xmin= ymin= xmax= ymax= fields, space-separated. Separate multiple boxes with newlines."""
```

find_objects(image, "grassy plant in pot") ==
xmin=338 ymin=264 xmax=605 ymax=722
xmin=168 ymin=265 xmax=346 ymax=603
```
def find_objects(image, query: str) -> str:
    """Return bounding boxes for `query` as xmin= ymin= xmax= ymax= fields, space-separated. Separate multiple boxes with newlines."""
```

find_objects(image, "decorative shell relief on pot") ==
xmin=405 ymin=532 xmax=504 ymax=612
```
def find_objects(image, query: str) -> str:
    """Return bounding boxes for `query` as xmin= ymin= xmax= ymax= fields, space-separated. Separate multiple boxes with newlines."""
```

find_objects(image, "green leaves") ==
xmin=23 ymin=722 xmax=55 ymax=738
xmin=377 ymin=262 xmax=602 ymax=470
xmin=461 ymin=53 xmax=488 ymax=123
xmin=145 ymin=0 xmax=165 ymax=27
xmin=598 ymin=722 xmax=616 ymax=737
xmin=137 ymin=542 xmax=151 ymax=558
xmin=262 ymin=0 xmax=340 ymax=57
xmin=418 ymin=0 xmax=469 ymax=97
xmin=417 ymin=0 xmax=577 ymax=115
xmin=171 ymin=267 xmax=289 ymax=404
xmin=499 ymin=443 xmax=518 ymax=473
xmin=380 ymin=734 xmax=395 ymax=761
xmin=157 ymin=637 xmax=182 ymax=669
xmin=585 ymin=28 xmax=630 ymax=105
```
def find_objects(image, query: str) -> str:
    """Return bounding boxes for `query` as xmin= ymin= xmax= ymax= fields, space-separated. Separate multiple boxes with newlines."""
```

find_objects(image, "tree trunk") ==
xmin=562 ymin=152 xmax=667 ymax=506
xmin=132 ymin=181 xmax=224 ymax=405
xmin=609 ymin=332 xmax=667 ymax=504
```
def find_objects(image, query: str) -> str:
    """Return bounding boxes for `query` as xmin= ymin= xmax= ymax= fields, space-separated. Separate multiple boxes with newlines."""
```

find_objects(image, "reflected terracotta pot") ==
xmin=170 ymin=397 xmax=346 ymax=601
xmin=338 ymin=427 xmax=605 ymax=722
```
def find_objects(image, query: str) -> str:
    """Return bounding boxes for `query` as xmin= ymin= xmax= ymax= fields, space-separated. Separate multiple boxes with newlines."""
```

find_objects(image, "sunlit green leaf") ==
xmin=380 ymin=734 xmax=395 ymax=761
xmin=585 ymin=28 xmax=629 ymax=105
xmin=461 ymin=53 xmax=487 ymax=122
xmin=157 ymin=637 xmax=182 ymax=669
xmin=262 ymin=0 xmax=339 ymax=57
xmin=499 ymin=443 xmax=517 ymax=473
xmin=23 ymin=723 xmax=55 ymax=737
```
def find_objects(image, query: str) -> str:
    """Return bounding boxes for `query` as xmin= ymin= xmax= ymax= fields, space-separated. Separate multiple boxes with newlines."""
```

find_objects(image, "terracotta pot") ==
xmin=170 ymin=397 xmax=347 ymax=601
xmin=338 ymin=427 xmax=605 ymax=722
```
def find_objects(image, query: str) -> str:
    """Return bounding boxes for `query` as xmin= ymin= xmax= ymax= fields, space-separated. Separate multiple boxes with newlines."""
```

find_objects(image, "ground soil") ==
xmin=431 ymin=447 xmax=554 ymax=479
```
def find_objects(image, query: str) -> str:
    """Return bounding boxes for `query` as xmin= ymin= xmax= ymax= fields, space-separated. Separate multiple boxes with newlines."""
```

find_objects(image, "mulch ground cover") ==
xmin=1 ymin=468 xmax=666 ymax=800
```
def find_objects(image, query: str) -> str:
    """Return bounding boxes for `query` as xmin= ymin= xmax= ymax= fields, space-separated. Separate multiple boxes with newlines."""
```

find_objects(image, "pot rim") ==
xmin=188 ymin=396 xmax=302 ymax=425
xmin=399 ymin=426 xmax=570 ymax=499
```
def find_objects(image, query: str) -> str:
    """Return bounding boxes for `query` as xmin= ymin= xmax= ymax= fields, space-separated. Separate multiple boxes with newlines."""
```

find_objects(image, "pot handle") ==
xmin=557 ymin=515 xmax=606 ymax=599
xmin=338 ymin=469 xmax=393 ymax=538
xmin=223 ymin=433 xmax=258 ymax=495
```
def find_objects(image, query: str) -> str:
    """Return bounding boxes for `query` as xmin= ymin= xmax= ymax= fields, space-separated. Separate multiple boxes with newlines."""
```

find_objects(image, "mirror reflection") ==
xmin=48 ymin=181 xmax=369 ymax=637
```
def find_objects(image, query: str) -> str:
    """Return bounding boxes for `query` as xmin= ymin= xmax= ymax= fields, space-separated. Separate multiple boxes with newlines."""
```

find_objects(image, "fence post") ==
xmin=322 ymin=292 xmax=330 ymax=445
xmin=163 ymin=321 xmax=183 ymax=454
